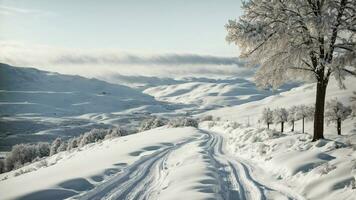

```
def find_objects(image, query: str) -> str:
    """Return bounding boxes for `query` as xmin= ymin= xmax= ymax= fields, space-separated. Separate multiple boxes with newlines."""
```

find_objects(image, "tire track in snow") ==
xmin=202 ymin=129 xmax=305 ymax=200
xmin=77 ymin=138 xmax=198 ymax=200
xmin=76 ymin=128 xmax=302 ymax=200
xmin=201 ymin=129 xmax=264 ymax=200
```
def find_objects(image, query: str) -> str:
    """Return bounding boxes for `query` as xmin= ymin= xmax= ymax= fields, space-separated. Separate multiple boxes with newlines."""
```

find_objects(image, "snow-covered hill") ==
xmin=199 ymin=76 xmax=356 ymax=200
xmin=144 ymin=78 xmax=298 ymax=111
xmin=203 ymin=76 xmax=356 ymax=136
xmin=0 ymin=63 xmax=161 ymax=116
xmin=0 ymin=127 xmax=306 ymax=200
xmin=0 ymin=71 xmax=355 ymax=200
xmin=0 ymin=63 xmax=169 ymax=151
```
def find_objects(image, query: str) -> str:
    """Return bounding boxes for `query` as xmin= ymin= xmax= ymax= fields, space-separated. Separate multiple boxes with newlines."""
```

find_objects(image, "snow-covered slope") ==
xmin=0 ymin=63 xmax=169 ymax=151
xmin=199 ymin=76 xmax=356 ymax=200
xmin=0 ymin=127 xmax=303 ymax=200
xmin=204 ymin=76 xmax=356 ymax=135
xmin=144 ymin=78 xmax=298 ymax=110
xmin=0 ymin=63 xmax=161 ymax=116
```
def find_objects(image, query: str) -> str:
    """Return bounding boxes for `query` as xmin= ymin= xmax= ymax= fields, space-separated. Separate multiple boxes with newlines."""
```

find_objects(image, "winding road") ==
xmin=76 ymin=129 xmax=303 ymax=200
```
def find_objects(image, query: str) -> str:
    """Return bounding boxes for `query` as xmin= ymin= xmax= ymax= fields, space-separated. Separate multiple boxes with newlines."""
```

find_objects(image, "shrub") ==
xmin=50 ymin=138 xmax=62 ymax=156
xmin=66 ymin=138 xmax=78 ymax=151
xmin=167 ymin=117 xmax=198 ymax=128
xmin=4 ymin=144 xmax=39 ymax=172
xmin=1 ymin=126 xmax=127 ymax=174
xmin=36 ymin=143 xmax=50 ymax=158
xmin=57 ymin=141 xmax=68 ymax=152
xmin=139 ymin=117 xmax=168 ymax=132
xmin=80 ymin=128 xmax=107 ymax=147
xmin=105 ymin=127 xmax=127 ymax=139
xmin=200 ymin=115 xmax=214 ymax=122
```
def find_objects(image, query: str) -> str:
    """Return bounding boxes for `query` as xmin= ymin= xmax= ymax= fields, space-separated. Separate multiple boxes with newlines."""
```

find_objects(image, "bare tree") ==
xmin=296 ymin=105 xmax=314 ymax=133
xmin=261 ymin=107 xmax=274 ymax=129
xmin=226 ymin=0 xmax=356 ymax=141
xmin=273 ymin=108 xmax=288 ymax=132
xmin=325 ymin=98 xmax=352 ymax=135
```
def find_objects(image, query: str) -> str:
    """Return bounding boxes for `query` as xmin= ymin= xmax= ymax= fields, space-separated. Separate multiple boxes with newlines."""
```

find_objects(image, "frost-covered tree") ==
xmin=36 ymin=142 xmax=50 ymax=158
xmin=288 ymin=106 xmax=298 ymax=132
xmin=273 ymin=108 xmax=288 ymax=132
xmin=67 ymin=138 xmax=78 ymax=151
xmin=261 ymin=107 xmax=274 ymax=129
xmin=200 ymin=115 xmax=214 ymax=122
xmin=325 ymin=99 xmax=352 ymax=135
xmin=167 ymin=117 xmax=198 ymax=128
xmin=50 ymin=138 xmax=62 ymax=156
xmin=4 ymin=144 xmax=38 ymax=171
xmin=226 ymin=0 xmax=356 ymax=141
xmin=58 ymin=141 xmax=68 ymax=152
xmin=139 ymin=117 xmax=167 ymax=132
xmin=105 ymin=127 xmax=127 ymax=139
xmin=295 ymin=105 xmax=314 ymax=133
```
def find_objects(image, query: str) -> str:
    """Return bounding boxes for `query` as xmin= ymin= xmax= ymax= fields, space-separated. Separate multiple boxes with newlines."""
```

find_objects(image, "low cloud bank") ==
xmin=0 ymin=41 xmax=254 ymax=78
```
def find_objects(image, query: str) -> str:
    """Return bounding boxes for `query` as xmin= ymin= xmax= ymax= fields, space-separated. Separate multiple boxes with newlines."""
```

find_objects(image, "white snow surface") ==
xmin=0 ymin=63 xmax=355 ymax=200
xmin=143 ymin=78 xmax=297 ymax=110
xmin=0 ymin=127 xmax=302 ymax=200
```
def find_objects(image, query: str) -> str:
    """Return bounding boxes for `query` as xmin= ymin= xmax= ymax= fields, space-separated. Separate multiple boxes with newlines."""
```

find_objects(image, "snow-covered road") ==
xmin=73 ymin=129 xmax=301 ymax=200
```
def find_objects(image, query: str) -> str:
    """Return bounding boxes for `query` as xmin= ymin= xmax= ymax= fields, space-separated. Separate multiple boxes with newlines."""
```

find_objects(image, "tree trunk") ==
xmin=337 ymin=118 xmax=341 ymax=135
xmin=302 ymin=117 xmax=305 ymax=133
xmin=291 ymin=121 xmax=294 ymax=132
xmin=281 ymin=122 xmax=284 ymax=133
xmin=312 ymin=81 xmax=327 ymax=141
xmin=267 ymin=123 xmax=269 ymax=129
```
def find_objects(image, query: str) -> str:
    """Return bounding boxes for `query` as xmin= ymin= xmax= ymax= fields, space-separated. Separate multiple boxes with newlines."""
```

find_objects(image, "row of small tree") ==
xmin=0 ymin=127 xmax=126 ymax=174
xmin=261 ymin=99 xmax=353 ymax=135
xmin=261 ymin=105 xmax=313 ymax=133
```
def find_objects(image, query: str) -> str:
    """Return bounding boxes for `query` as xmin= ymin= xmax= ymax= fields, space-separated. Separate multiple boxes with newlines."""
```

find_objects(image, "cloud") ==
xmin=0 ymin=41 xmax=254 ymax=78
xmin=53 ymin=53 xmax=244 ymax=66
xmin=0 ymin=5 xmax=54 ymax=16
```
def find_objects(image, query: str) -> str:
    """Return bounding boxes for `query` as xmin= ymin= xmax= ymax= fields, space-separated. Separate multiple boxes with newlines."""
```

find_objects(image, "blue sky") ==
xmin=0 ymin=0 xmax=246 ymax=78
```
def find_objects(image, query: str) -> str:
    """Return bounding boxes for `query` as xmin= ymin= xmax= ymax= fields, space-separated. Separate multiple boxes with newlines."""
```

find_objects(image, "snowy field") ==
xmin=0 ymin=127 xmax=309 ymax=200
xmin=0 ymin=64 xmax=355 ymax=199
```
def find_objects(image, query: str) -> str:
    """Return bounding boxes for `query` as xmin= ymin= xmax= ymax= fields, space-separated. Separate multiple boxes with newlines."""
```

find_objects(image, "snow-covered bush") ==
xmin=273 ymin=108 xmax=288 ymax=132
xmin=50 ymin=138 xmax=62 ymax=156
xmin=80 ymin=128 xmax=107 ymax=147
xmin=57 ymin=141 xmax=68 ymax=152
xmin=1 ymin=126 xmax=127 ymax=174
xmin=66 ymin=137 xmax=79 ymax=151
xmin=105 ymin=127 xmax=127 ymax=139
xmin=36 ymin=143 xmax=50 ymax=158
xmin=4 ymin=144 xmax=39 ymax=172
xmin=325 ymin=99 xmax=352 ymax=135
xmin=200 ymin=115 xmax=214 ymax=122
xmin=139 ymin=117 xmax=168 ymax=132
xmin=261 ymin=108 xmax=273 ymax=129
xmin=167 ymin=117 xmax=198 ymax=128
